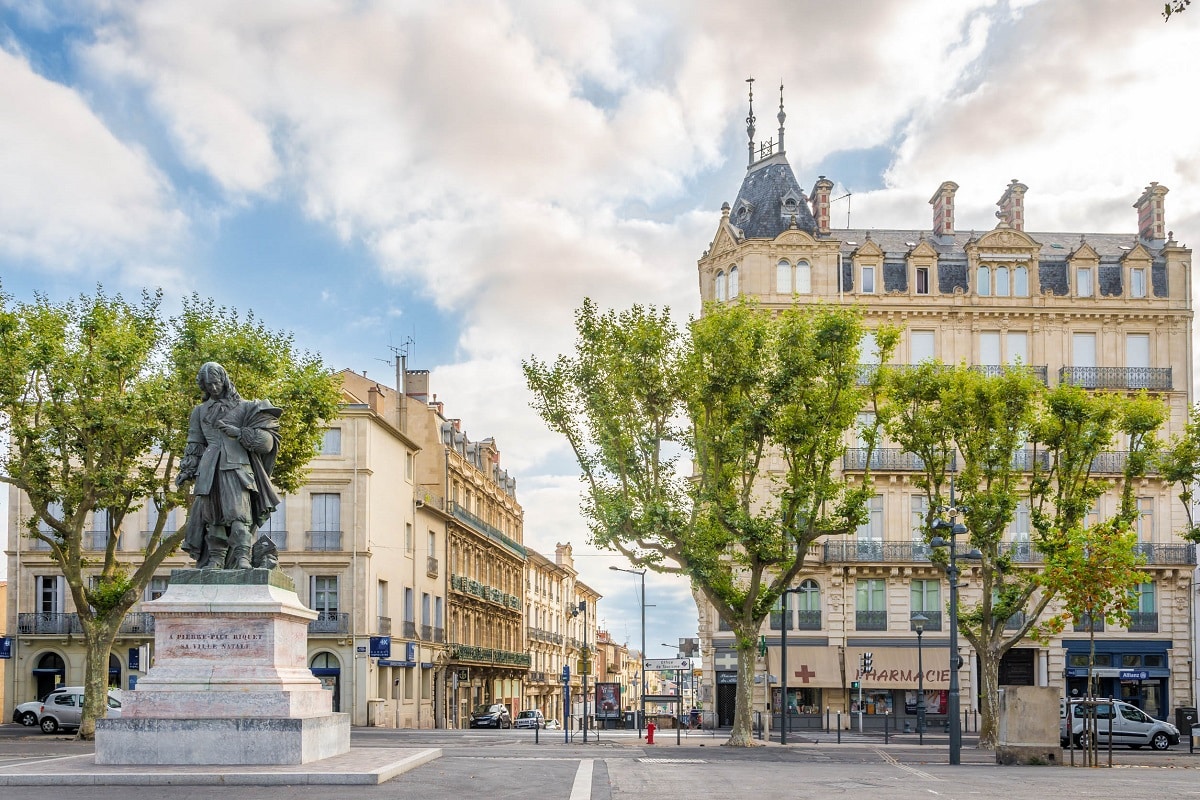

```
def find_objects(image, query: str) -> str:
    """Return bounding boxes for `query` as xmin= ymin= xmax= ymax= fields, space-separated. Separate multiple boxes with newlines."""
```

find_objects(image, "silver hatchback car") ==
xmin=1061 ymin=699 xmax=1180 ymax=750
xmin=38 ymin=686 xmax=123 ymax=734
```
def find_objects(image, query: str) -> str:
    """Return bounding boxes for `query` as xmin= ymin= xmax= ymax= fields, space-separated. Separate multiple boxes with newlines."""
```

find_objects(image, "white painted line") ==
xmin=569 ymin=758 xmax=594 ymax=800
xmin=0 ymin=753 xmax=93 ymax=771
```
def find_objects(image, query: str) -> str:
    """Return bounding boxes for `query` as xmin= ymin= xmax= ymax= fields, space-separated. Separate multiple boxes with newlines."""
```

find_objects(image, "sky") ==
xmin=2 ymin=0 xmax=1200 ymax=659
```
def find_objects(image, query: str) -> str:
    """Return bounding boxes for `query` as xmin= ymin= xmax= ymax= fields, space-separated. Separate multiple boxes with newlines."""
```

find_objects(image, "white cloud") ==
xmin=0 ymin=44 xmax=183 ymax=273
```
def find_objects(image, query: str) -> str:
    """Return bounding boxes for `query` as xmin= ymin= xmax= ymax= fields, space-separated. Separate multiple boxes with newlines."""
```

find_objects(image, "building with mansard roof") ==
xmin=694 ymin=84 xmax=1194 ymax=731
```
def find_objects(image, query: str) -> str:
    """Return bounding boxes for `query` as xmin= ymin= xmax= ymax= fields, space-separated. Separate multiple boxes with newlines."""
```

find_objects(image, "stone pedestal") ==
xmin=96 ymin=568 xmax=350 ymax=765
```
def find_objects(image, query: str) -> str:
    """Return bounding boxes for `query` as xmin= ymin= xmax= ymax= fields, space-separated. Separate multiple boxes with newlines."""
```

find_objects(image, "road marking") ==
xmin=874 ymin=749 xmax=941 ymax=781
xmin=0 ymin=753 xmax=92 ymax=771
xmin=638 ymin=758 xmax=707 ymax=763
xmin=569 ymin=758 xmax=594 ymax=800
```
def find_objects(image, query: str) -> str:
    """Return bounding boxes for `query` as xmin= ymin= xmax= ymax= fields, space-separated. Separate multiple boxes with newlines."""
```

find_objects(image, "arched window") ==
xmin=776 ymin=260 xmax=791 ymax=293
xmin=796 ymin=579 xmax=821 ymax=630
xmin=728 ymin=266 xmax=739 ymax=298
xmin=1013 ymin=266 xmax=1029 ymax=296
xmin=978 ymin=266 xmax=991 ymax=296
xmin=715 ymin=270 xmax=726 ymax=301
xmin=995 ymin=266 xmax=1010 ymax=296
xmin=795 ymin=260 xmax=812 ymax=294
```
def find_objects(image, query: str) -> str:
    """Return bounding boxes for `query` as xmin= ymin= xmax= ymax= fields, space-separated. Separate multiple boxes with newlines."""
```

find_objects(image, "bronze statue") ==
xmin=176 ymin=362 xmax=282 ymax=569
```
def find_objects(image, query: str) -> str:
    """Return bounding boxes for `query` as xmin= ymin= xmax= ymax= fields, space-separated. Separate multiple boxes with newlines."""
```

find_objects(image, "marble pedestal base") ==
xmin=95 ymin=569 xmax=350 ymax=766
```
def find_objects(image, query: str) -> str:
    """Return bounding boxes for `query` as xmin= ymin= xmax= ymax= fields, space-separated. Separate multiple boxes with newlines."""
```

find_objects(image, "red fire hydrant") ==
xmin=647 ymin=720 xmax=656 ymax=744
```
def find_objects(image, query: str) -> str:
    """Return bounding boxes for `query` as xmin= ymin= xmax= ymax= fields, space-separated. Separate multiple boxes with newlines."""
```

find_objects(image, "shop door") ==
xmin=716 ymin=682 xmax=737 ymax=727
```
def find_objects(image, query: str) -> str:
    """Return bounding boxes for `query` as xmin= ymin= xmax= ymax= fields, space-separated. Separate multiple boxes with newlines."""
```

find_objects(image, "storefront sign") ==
xmin=369 ymin=636 xmax=391 ymax=658
xmin=0 ymin=637 xmax=11 ymax=659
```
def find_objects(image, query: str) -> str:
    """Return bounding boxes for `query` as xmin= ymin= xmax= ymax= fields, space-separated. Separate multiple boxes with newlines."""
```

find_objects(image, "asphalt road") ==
xmin=2 ymin=723 xmax=1198 ymax=799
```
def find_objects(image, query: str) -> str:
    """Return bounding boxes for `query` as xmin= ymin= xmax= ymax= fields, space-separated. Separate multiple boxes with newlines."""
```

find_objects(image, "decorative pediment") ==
xmin=709 ymin=225 xmax=739 ymax=258
xmin=852 ymin=238 xmax=884 ymax=258
xmin=773 ymin=229 xmax=819 ymax=247
xmin=908 ymin=239 xmax=938 ymax=259
xmin=973 ymin=227 xmax=1040 ymax=251
xmin=1119 ymin=242 xmax=1153 ymax=265
xmin=1067 ymin=240 xmax=1099 ymax=262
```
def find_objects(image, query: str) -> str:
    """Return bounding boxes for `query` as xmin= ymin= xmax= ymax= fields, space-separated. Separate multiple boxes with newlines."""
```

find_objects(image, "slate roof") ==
xmin=729 ymin=153 xmax=817 ymax=237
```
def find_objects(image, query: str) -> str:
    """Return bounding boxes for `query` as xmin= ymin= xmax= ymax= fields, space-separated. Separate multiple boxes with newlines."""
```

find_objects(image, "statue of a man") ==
xmin=175 ymin=362 xmax=283 ymax=569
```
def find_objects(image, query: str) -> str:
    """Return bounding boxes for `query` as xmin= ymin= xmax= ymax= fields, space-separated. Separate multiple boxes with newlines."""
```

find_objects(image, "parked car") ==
xmin=38 ymin=687 xmax=123 ymax=734
xmin=11 ymin=693 xmax=53 ymax=727
xmin=469 ymin=703 xmax=512 ymax=729
xmin=514 ymin=709 xmax=546 ymax=729
xmin=1061 ymin=698 xmax=1180 ymax=750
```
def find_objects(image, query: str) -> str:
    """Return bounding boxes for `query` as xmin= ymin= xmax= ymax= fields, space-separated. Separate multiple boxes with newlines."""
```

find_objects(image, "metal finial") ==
xmin=746 ymin=76 xmax=756 ymax=165
xmin=777 ymin=80 xmax=786 ymax=155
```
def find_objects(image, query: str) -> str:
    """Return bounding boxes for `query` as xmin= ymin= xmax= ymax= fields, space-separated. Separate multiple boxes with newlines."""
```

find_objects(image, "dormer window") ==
xmin=977 ymin=264 xmax=1029 ymax=297
xmin=861 ymin=265 xmax=876 ymax=294
xmin=779 ymin=189 xmax=804 ymax=221
xmin=915 ymin=266 xmax=930 ymax=295
xmin=735 ymin=201 xmax=754 ymax=223
xmin=1130 ymin=268 xmax=1147 ymax=298
xmin=1077 ymin=267 xmax=1094 ymax=297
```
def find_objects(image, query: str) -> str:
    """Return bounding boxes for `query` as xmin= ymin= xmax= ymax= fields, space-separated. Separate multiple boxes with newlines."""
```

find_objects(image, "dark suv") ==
xmin=470 ymin=703 xmax=512 ymax=728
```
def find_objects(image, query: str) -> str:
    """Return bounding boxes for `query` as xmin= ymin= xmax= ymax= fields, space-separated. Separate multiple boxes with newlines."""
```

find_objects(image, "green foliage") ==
xmin=1165 ymin=1 xmax=1190 ymax=20
xmin=525 ymin=297 xmax=891 ymax=745
xmin=1157 ymin=404 xmax=1200 ymax=542
xmin=0 ymin=285 xmax=341 ymax=738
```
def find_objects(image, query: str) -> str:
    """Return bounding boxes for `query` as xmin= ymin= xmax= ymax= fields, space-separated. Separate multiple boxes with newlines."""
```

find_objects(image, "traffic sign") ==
xmin=645 ymin=658 xmax=691 ymax=670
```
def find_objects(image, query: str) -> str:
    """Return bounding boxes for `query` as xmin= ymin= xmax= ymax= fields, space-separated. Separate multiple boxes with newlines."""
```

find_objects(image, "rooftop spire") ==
xmin=777 ymin=81 xmax=786 ymax=155
xmin=745 ymin=76 xmax=756 ymax=166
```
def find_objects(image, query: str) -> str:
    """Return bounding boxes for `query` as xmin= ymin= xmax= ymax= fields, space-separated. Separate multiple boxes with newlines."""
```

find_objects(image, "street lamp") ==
xmin=779 ymin=586 xmax=806 ymax=745
xmin=911 ymin=612 xmax=929 ymax=745
xmin=930 ymin=494 xmax=982 ymax=765
xmin=571 ymin=600 xmax=589 ymax=742
xmin=609 ymin=565 xmax=647 ymax=739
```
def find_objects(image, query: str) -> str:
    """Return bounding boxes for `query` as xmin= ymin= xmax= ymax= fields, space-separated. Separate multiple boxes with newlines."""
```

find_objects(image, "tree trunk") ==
xmin=724 ymin=638 xmax=759 ymax=746
xmin=77 ymin=620 xmax=120 ymax=741
xmin=976 ymin=640 xmax=1002 ymax=749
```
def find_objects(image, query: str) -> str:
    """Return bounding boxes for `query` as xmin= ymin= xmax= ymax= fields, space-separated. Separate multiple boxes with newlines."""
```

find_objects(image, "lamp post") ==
xmin=930 ymin=490 xmax=982 ymax=765
xmin=911 ymin=612 xmax=929 ymax=745
xmin=571 ymin=600 xmax=589 ymax=742
xmin=610 ymin=565 xmax=647 ymax=739
xmin=779 ymin=586 xmax=805 ymax=745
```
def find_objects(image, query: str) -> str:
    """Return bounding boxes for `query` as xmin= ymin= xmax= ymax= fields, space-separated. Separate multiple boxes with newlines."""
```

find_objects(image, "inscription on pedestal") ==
xmin=159 ymin=619 xmax=274 ymax=661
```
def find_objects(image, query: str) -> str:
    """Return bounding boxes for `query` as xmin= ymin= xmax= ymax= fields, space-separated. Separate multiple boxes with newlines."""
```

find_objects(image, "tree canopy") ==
xmin=0 ymin=286 xmax=342 ymax=738
xmin=525 ymin=298 xmax=896 ymax=745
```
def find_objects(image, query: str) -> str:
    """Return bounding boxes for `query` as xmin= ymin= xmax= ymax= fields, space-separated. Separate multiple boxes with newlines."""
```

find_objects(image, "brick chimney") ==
xmin=996 ymin=179 xmax=1027 ymax=231
xmin=929 ymin=181 xmax=959 ymax=237
xmin=1134 ymin=182 xmax=1168 ymax=242
xmin=810 ymin=176 xmax=834 ymax=235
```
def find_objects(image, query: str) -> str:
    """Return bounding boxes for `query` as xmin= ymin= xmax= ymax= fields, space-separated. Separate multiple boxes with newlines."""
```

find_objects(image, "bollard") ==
xmin=837 ymin=711 xmax=842 ymax=743
xmin=647 ymin=720 xmax=656 ymax=745
xmin=884 ymin=711 xmax=889 ymax=744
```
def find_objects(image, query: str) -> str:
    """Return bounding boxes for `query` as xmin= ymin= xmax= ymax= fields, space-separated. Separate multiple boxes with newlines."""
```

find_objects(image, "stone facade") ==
xmin=694 ymin=103 xmax=1195 ymax=730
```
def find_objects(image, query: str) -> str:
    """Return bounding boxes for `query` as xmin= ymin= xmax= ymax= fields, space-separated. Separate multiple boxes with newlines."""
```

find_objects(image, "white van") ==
xmin=1060 ymin=698 xmax=1179 ymax=750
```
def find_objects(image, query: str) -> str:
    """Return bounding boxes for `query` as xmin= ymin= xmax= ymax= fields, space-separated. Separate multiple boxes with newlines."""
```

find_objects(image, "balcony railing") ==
xmin=911 ymin=610 xmax=943 ymax=631
xmin=85 ymin=530 xmax=109 ymax=550
xmin=308 ymin=611 xmax=350 ymax=634
xmin=1136 ymin=543 xmax=1196 ymax=564
xmin=28 ymin=535 xmax=53 ymax=551
xmin=824 ymin=540 xmax=964 ymax=563
xmin=971 ymin=364 xmax=1050 ymax=384
xmin=450 ymin=502 xmax=527 ymax=558
xmin=1059 ymin=366 xmax=1172 ymax=391
xmin=796 ymin=609 xmax=822 ymax=630
xmin=1073 ymin=614 xmax=1104 ymax=633
xmin=426 ymin=556 xmax=439 ymax=577
xmin=449 ymin=643 xmax=532 ymax=667
xmin=1010 ymin=450 xmax=1050 ymax=471
xmin=1127 ymin=612 xmax=1158 ymax=632
xmin=528 ymin=670 xmax=547 ymax=683
xmin=431 ymin=626 xmax=445 ymax=643
xmin=843 ymin=448 xmax=956 ymax=472
xmin=420 ymin=624 xmax=433 ymax=640
xmin=449 ymin=574 xmax=521 ymax=609
xmin=18 ymin=612 xmax=153 ymax=635
xmin=1005 ymin=612 xmax=1028 ymax=631
xmin=377 ymin=616 xmax=392 ymax=635
xmin=305 ymin=530 xmax=343 ymax=551
xmin=856 ymin=610 xmax=887 ymax=631
xmin=402 ymin=620 xmax=417 ymax=638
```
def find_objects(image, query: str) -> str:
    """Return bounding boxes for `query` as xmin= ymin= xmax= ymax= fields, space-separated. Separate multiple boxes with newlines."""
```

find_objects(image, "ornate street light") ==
xmin=930 ymin=496 xmax=982 ymax=765
xmin=911 ymin=612 xmax=929 ymax=745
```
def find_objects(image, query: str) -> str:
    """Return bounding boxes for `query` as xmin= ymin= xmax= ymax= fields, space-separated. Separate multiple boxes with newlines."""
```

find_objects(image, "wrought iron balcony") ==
xmin=449 ymin=643 xmax=532 ymax=667
xmin=843 ymin=448 xmax=956 ymax=472
xmin=426 ymin=556 xmax=439 ymax=577
xmin=1127 ymin=612 xmax=1158 ymax=632
xmin=856 ymin=610 xmax=887 ymax=631
xmin=85 ymin=530 xmax=109 ymax=550
xmin=449 ymin=574 xmax=521 ymax=609
xmin=308 ymin=611 xmax=350 ymax=634
xmin=305 ymin=530 xmax=343 ymax=551
xmin=796 ymin=609 xmax=822 ymax=630
xmin=18 ymin=612 xmax=155 ymax=635
xmin=1135 ymin=543 xmax=1196 ymax=564
xmin=402 ymin=621 xmax=418 ymax=638
xmin=1073 ymin=614 xmax=1104 ymax=633
xmin=1088 ymin=451 xmax=1153 ymax=474
xmin=450 ymin=501 xmax=527 ymax=558
xmin=119 ymin=612 xmax=155 ymax=634
xmin=528 ymin=670 xmax=547 ymax=683
xmin=1059 ymin=366 xmax=1172 ymax=391
xmin=1010 ymin=450 xmax=1050 ymax=471
xmin=377 ymin=616 xmax=392 ymax=635
xmin=823 ymin=540 xmax=962 ymax=563
xmin=970 ymin=364 xmax=1050 ymax=384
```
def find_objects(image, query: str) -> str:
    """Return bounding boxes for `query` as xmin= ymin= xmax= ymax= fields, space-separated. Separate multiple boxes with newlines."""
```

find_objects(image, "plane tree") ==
xmin=0 ymin=288 xmax=341 ymax=739
xmin=882 ymin=365 xmax=1164 ymax=748
xmin=524 ymin=298 xmax=896 ymax=746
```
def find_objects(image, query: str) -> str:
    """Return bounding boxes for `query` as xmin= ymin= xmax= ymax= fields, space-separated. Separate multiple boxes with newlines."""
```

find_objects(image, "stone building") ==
xmin=694 ymin=90 xmax=1195 ymax=729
